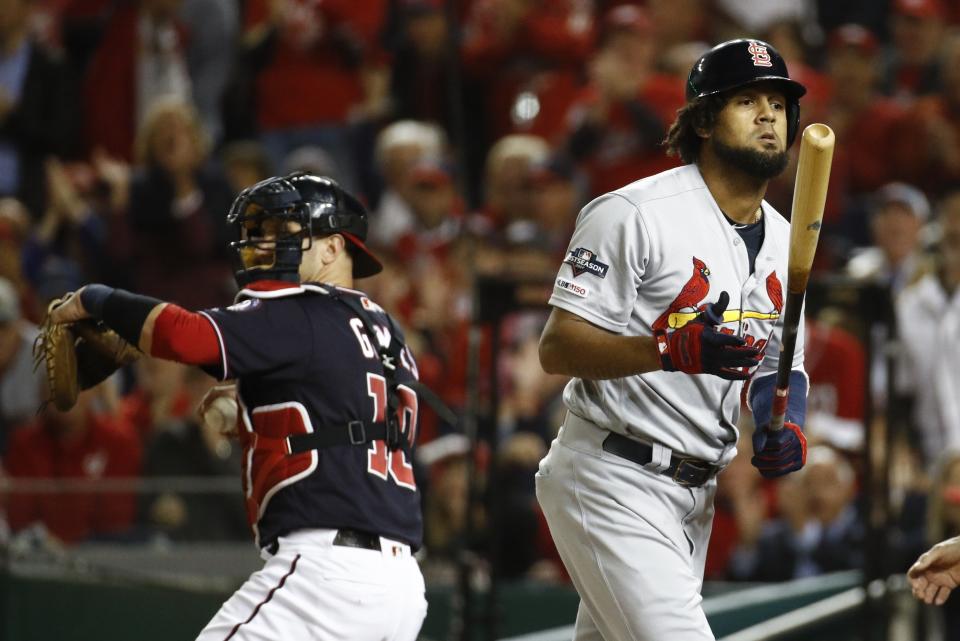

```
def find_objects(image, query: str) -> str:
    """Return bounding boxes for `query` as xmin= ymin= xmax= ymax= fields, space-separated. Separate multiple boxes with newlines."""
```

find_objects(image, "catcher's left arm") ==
xmin=38 ymin=284 xmax=221 ymax=411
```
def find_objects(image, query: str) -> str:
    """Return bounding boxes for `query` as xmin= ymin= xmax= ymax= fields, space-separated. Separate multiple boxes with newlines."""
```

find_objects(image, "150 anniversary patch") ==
xmin=564 ymin=247 xmax=608 ymax=278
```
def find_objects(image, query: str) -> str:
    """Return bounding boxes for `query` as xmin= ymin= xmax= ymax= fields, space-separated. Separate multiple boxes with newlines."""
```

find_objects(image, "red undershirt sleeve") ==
xmin=151 ymin=304 xmax=222 ymax=365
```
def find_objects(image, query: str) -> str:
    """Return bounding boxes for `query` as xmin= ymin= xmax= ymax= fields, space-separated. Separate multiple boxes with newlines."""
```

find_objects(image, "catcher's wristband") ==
xmin=101 ymin=289 xmax=165 ymax=346
xmin=653 ymin=328 xmax=674 ymax=371
xmin=80 ymin=284 xmax=114 ymax=317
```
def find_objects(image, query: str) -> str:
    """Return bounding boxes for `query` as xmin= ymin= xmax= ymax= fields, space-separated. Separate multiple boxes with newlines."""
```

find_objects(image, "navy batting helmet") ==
xmin=686 ymin=39 xmax=807 ymax=146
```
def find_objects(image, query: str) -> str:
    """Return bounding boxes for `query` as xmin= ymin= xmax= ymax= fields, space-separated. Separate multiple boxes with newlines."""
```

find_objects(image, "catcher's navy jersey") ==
xmin=200 ymin=283 xmax=422 ymax=549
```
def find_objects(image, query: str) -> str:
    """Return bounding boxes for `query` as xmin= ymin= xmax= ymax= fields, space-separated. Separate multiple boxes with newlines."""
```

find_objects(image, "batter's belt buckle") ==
xmin=671 ymin=457 xmax=714 ymax=487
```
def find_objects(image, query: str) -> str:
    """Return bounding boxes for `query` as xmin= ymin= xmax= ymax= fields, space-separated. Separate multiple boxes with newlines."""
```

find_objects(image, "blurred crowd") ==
xmin=3 ymin=0 xmax=960 ymax=607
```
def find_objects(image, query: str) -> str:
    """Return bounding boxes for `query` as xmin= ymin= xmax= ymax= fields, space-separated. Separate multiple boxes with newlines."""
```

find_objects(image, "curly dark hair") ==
xmin=663 ymin=93 xmax=729 ymax=165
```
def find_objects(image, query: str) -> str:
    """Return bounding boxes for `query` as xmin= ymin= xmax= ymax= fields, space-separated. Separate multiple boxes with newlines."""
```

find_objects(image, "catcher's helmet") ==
xmin=227 ymin=173 xmax=381 ymax=288
xmin=687 ymin=39 xmax=807 ymax=146
xmin=285 ymin=172 xmax=382 ymax=279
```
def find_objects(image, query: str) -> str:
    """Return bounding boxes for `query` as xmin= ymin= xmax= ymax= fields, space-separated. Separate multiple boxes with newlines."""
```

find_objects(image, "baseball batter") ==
xmin=51 ymin=174 xmax=428 ymax=640
xmin=536 ymin=39 xmax=810 ymax=640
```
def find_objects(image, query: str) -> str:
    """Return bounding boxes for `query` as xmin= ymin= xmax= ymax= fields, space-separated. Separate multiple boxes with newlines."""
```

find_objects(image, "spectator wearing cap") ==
xmin=846 ymin=182 xmax=933 ymax=295
xmin=395 ymin=159 xmax=464 ymax=261
xmin=0 ymin=277 xmax=44 ymax=456
xmin=645 ymin=0 xmax=707 ymax=55
xmin=896 ymin=191 xmax=960 ymax=466
xmin=4 ymin=384 xmax=141 ymax=544
xmin=762 ymin=21 xmax=831 ymax=118
xmin=369 ymin=120 xmax=447 ymax=249
xmin=564 ymin=5 xmax=685 ymax=197
xmin=478 ymin=133 xmax=549 ymax=234
xmin=896 ymin=34 xmax=960 ymax=197
xmin=882 ymin=0 xmax=946 ymax=101
xmin=822 ymin=24 xmax=917 ymax=260
xmin=522 ymin=154 xmax=580 ymax=259
xmin=460 ymin=0 xmax=594 ymax=142
xmin=219 ymin=140 xmax=274 ymax=196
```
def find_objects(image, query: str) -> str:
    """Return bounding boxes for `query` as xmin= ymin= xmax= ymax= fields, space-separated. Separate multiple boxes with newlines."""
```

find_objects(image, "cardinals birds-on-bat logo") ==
xmin=652 ymin=257 xmax=711 ymax=330
xmin=652 ymin=257 xmax=784 ymax=330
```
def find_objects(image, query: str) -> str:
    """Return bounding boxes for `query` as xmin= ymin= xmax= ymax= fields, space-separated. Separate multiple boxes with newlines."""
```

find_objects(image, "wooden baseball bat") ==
xmin=770 ymin=123 xmax=835 ymax=431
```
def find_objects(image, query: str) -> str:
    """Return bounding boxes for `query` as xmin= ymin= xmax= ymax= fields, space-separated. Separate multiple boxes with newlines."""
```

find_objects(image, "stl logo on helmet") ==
xmin=748 ymin=42 xmax=773 ymax=67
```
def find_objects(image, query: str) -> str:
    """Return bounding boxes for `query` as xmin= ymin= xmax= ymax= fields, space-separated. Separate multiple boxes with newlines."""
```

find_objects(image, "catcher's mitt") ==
xmin=34 ymin=296 xmax=142 ymax=411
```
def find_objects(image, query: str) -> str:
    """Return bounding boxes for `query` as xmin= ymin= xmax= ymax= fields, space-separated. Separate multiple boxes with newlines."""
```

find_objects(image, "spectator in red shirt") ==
xmin=803 ymin=316 xmax=867 ymax=453
xmin=827 ymin=25 xmax=914 ymax=199
xmin=564 ymin=5 xmax=685 ymax=198
xmin=823 ymin=25 xmax=917 ymax=256
xmin=4 ymin=385 xmax=142 ymax=544
xmin=896 ymin=35 xmax=960 ymax=197
xmin=0 ymin=276 xmax=44 ymax=456
xmin=461 ymin=0 xmax=594 ymax=142
xmin=393 ymin=160 xmax=465 ymax=263
xmin=119 ymin=358 xmax=192 ymax=444
xmin=81 ymin=0 xmax=192 ymax=161
xmin=388 ymin=0 xmax=461 ymax=135
xmin=241 ymin=0 xmax=389 ymax=188
xmin=881 ymin=0 xmax=946 ymax=102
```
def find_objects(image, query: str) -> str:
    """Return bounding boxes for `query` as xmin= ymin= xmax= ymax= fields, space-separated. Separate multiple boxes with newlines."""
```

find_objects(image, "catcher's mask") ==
xmin=227 ymin=173 xmax=383 ymax=288
xmin=228 ymin=176 xmax=310 ymax=288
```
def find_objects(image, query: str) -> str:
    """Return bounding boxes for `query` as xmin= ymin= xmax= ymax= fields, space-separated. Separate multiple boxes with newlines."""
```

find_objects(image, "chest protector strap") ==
xmin=248 ymin=286 xmax=456 ymax=457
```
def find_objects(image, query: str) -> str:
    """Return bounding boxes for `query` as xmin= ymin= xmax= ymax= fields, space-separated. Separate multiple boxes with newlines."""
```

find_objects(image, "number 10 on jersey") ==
xmin=366 ymin=373 xmax=418 ymax=490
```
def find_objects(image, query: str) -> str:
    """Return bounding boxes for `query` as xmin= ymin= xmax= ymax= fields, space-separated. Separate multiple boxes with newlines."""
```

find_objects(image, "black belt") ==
xmin=602 ymin=432 xmax=719 ymax=488
xmin=332 ymin=528 xmax=381 ymax=551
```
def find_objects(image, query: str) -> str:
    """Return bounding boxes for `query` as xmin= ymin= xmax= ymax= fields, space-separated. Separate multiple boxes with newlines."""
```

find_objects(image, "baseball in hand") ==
xmin=203 ymin=394 xmax=238 ymax=434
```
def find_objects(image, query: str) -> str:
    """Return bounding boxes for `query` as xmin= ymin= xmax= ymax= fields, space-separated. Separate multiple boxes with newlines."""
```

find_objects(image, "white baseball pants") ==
xmin=195 ymin=529 xmax=427 ymax=641
xmin=536 ymin=413 xmax=717 ymax=641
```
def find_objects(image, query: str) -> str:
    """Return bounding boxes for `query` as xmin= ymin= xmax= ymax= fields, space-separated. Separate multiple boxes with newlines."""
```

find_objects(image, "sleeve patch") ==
xmin=563 ymin=247 xmax=608 ymax=279
xmin=556 ymin=277 xmax=589 ymax=298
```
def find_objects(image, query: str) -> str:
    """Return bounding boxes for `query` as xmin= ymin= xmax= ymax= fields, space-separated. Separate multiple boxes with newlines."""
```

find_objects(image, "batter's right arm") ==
xmin=541 ymin=293 xmax=761 ymax=381
xmin=540 ymin=307 xmax=661 ymax=379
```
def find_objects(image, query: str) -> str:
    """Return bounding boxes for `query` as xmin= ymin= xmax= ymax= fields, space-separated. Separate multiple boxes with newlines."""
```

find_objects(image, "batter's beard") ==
xmin=712 ymin=139 xmax=789 ymax=180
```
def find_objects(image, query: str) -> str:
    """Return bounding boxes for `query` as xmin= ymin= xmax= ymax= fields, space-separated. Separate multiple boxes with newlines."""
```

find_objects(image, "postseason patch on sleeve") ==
xmin=563 ymin=247 xmax=608 ymax=279
xmin=556 ymin=277 xmax=588 ymax=298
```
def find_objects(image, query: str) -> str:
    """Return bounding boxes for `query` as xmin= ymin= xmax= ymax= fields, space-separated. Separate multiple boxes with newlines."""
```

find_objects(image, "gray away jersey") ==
xmin=549 ymin=164 xmax=805 ymax=466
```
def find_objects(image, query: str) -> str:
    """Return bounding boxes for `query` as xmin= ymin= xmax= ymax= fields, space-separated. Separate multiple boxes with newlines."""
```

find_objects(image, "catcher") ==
xmin=44 ymin=173 xmax=430 ymax=641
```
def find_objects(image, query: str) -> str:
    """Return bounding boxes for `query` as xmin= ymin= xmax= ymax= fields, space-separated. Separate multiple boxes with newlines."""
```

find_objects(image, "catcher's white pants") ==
xmin=536 ymin=413 xmax=717 ymax=641
xmin=195 ymin=529 xmax=427 ymax=641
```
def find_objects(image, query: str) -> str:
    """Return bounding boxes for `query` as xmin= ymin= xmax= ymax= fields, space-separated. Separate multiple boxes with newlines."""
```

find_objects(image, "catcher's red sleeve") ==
xmin=151 ymin=304 xmax=221 ymax=365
